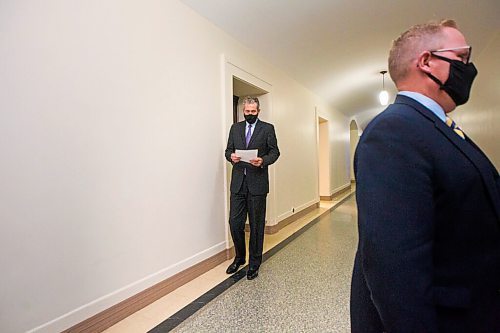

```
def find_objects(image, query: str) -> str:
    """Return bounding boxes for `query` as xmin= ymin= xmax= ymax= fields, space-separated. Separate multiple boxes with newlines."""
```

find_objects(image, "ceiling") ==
xmin=179 ymin=0 xmax=500 ymax=118
xmin=233 ymin=77 xmax=268 ymax=97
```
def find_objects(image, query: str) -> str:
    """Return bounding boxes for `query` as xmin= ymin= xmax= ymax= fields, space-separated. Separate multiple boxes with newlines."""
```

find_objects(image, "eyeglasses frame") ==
xmin=429 ymin=46 xmax=472 ymax=64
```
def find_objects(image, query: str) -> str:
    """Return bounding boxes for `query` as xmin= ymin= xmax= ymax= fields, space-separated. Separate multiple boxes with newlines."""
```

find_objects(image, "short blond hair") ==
xmin=388 ymin=19 xmax=458 ymax=84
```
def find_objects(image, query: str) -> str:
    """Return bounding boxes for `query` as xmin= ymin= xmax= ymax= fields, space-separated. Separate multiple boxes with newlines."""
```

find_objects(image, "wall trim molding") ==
xmin=267 ymin=201 xmax=319 ymax=234
xmin=275 ymin=198 xmax=318 ymax=223
xmin=245 ymin=201 xmax=320 ymax=235
xmin=51 ymin=247 xmax=233 ymax=333
xmin=52 ymin=188 xmax=356 ymax=333
xmin=320 ymin=183 xmax=351 ymax=201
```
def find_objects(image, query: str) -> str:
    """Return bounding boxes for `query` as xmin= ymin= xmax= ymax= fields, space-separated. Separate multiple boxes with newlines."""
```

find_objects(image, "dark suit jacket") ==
xmin=225 ymin=120 xmax=280 ymax=195
xmin=351 ymin=95 xmax=500 ymax=333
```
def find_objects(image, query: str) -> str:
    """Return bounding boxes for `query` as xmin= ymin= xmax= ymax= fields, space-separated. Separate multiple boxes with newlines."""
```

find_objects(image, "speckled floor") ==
xmin=171 ymin=196 xmax=358 ymax=333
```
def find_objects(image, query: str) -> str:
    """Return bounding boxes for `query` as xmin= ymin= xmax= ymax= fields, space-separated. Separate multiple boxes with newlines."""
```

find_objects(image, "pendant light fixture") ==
xmin=379 ymin=70 xmax=389 ymax=106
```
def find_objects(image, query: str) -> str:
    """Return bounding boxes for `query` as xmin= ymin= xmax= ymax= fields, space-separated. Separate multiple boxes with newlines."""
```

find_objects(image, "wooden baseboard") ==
xmin=63 ymin=187 xmax=356 ymax=332
xmin=244 ymin=202 xmax=319 ymax=235
xmin=267 ymin=202 xmax=319 ymax=234
xmin=63 ymin=247 xmax=234 ymax=333
xmin=320 ymin=184 xmax=352 ymax=201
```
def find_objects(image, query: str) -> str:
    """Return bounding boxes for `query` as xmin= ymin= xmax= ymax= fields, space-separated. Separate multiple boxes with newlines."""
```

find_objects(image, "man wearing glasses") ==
xmin=225 ymin=96 xmax=280 ymax=280
xmin=351 ymin=20 xmax=499 ymax=332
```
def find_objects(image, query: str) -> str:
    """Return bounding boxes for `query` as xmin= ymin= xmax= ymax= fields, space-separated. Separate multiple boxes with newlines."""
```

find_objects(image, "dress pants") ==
xmin=229 ymin=176 xmax=267 ymax=268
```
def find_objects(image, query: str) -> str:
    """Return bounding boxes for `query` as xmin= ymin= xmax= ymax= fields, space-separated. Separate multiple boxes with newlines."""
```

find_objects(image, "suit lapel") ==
xmin=396 ymin=95 xmax=500 ymax=221
xmin=238 ymin=121 xmax=246 ymax=148
xmin=248 ymin=120 xmax=263 ymax=148
xmin=435 ymin=120 xmax=500 ymax=221
xmin=466 ymin=135 xmax=498 ymax=173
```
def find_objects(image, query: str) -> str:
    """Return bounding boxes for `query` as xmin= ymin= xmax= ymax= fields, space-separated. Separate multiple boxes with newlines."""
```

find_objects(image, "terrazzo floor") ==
xmin=105 ymin=189 xmax=357 ymax=333
xmin=168 ymin=196 xmax=358 ymax=332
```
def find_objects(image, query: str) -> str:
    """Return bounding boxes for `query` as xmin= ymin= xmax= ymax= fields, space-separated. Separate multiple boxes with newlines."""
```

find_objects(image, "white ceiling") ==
xmin=180 ymin=0 xmax=500 ymax=118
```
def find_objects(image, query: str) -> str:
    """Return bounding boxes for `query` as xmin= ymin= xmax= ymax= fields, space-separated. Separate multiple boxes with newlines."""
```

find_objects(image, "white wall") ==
xmin=318 ymin=119 xmax=330 ymax=197
xmin=349 ymin=122 xmax=360 ymax=181
xmin=322 ymin=110 xmax=350 ymax=194
xmin=319 ymin=109 xmax=351 ymax=195
xmin=0 ymin=1 xmax=350 ymax=332
xmin=452 ymin=32 xmax=500 ymax=168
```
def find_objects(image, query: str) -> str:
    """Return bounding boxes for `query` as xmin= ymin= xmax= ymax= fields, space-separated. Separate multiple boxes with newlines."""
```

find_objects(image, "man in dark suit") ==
xmin=351 ymin=20 xmax=500 ymax=332
xmin=224 ymin=96 xmax=280 ymax=280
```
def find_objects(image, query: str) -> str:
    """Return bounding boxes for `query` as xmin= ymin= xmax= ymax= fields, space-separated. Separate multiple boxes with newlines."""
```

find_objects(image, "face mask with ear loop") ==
xmin=426 ymin=53 xmax=478 ymax=106
xmin=244 ymin=114 xmax=258 ymax=124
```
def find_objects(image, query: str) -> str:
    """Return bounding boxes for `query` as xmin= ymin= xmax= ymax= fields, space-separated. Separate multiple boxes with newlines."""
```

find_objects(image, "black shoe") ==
xmin=226 ymin=259 xmax=245 ymax=274
xmin=246 ymin=267 xmax=259 ymax=280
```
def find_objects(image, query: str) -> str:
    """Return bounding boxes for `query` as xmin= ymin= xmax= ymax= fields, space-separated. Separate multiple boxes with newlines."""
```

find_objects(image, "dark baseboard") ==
xmin=149 ymin=190 xmax=356 ymax=332
xmin=64 ymin=188 xmax=357 ymax=333
xmin=265 ymin=202 xmax=319 ymax=234
xmin=320 ymin=184 xmax=352 ymax=201
xmin=62 ymin=247 xmax=234 ymax=333
xmin=244 ymin=202 xmax=320 ymax=234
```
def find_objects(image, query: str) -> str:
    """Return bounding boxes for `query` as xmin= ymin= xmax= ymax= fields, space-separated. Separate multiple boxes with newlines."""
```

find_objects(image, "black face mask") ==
xmin=244 ymin=114 xmax=258 ymax=124
xmin=426 ymin=53 xmax=478 ymax=106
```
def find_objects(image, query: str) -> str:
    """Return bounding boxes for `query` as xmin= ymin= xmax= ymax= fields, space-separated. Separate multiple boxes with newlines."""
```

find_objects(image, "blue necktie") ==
xmin=244 ymin=124 xmax=252 ymax=175
xmin=246 ymin=124 xmax=252 ymax=147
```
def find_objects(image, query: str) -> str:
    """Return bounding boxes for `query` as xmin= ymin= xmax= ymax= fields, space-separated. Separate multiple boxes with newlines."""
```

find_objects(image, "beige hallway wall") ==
xmin=322 ymin=109 xmax=351 ymax=194
xmin=451 ymin=32 xmax=500 ymax=168
xmin=0 ymin=1 xmax=350 ymax=332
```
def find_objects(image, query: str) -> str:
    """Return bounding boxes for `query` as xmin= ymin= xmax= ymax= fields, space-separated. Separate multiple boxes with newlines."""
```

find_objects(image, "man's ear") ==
xmin=416 ymin=51 xmax=433 ymax=74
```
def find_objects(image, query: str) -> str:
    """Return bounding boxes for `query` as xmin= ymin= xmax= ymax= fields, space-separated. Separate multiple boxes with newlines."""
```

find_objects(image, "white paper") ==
xmin=235 ymin=149 xmax=258 ymax=163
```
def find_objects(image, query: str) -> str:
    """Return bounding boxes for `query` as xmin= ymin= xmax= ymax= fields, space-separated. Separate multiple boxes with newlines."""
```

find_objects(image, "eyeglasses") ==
xmin=430 ymin=46 xmax=472 ymax=64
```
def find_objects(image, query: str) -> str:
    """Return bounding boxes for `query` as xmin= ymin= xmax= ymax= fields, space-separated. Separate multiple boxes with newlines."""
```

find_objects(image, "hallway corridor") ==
xmin=106 ymin=193 xmax=358 ymax=332
xmin=172 ymin=196 xmax=357 ymax=332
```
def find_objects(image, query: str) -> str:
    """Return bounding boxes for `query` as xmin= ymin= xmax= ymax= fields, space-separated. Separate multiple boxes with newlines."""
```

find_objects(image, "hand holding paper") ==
xmin=235 ymin=149 xmax=258 ymax=163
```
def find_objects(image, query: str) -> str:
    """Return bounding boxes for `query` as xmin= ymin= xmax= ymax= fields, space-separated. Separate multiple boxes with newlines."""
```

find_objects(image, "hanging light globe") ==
xmin=379 ymin=70 xmax=389 ymax=106
xmin=379 ymin=90 xmax=389 ymax=105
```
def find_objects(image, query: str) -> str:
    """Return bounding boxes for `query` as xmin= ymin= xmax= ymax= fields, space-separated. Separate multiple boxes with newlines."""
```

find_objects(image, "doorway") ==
xmin=222 ymin=59 xmax=273 ymax=251
xmin=318 ymin=116 xmax=330 ymax=200
xmin=232 ymin=77 xmax=268 ymax=123
xmin=349 ymin=120 xmax=360 ymax=183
